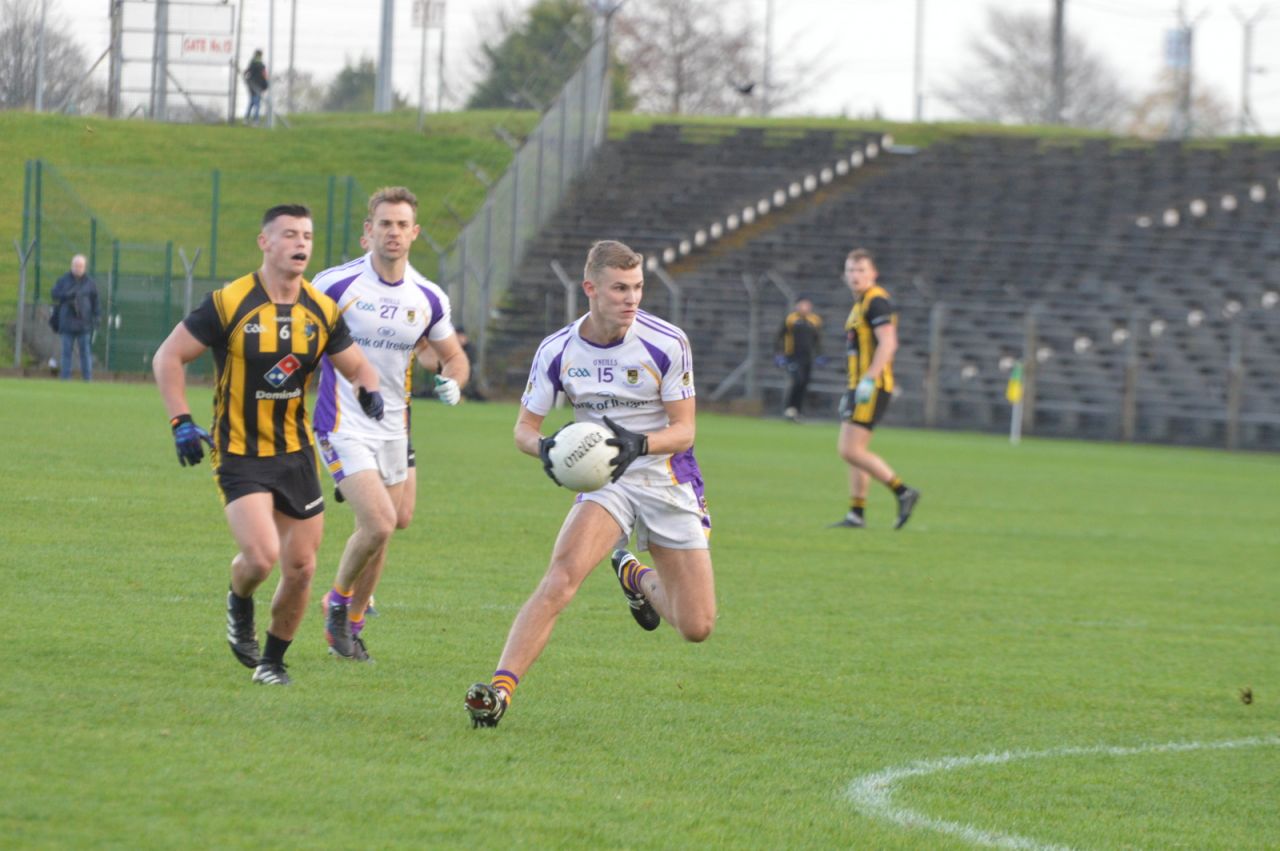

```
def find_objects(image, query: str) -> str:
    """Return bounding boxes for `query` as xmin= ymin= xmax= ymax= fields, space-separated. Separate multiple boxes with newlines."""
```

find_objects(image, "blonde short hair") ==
xmin=846 ymin=247 xmax=875 ymax=266
xmin=367 ymin=186 xmax=419 ymax=221
xmin=584 ymin=239 xmax=642 ymax=281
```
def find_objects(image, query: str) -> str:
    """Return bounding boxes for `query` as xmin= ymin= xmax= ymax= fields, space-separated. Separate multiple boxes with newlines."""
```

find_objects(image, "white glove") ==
xmin=434 ymin=375 xmax=461 ymax=406
xmin=854 ymin=375 xmax=876 ymax=405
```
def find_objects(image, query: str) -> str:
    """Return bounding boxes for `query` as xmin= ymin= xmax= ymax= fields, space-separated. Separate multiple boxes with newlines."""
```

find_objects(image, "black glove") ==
xmin=602 ymin=415 xmax=648 ymax=482
xmin=538 ymin=436 xmax=561 ymax=485
xmin=358 ymin=386 xmax=384 ymax=420
xmin=538 ymin=423 xmax=572 ymax=485
xmin=171 ymin=414 xmax=214 ymax=467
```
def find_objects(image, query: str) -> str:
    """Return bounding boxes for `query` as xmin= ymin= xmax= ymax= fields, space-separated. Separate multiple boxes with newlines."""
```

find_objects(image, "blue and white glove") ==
xmin=434 ymin=375 xmax=461 ymax=406
xmin=854 ymin=375 xmax=876 ymax=405
xmin=171 ymin=414 xmax=214 ymax=466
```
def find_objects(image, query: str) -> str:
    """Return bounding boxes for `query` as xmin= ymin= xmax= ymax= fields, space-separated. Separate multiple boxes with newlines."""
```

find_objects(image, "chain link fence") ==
xmin=439 ymin=36 xmax=609 ymax=371
xmin=16 ymin=159 xmax=369 ymax=375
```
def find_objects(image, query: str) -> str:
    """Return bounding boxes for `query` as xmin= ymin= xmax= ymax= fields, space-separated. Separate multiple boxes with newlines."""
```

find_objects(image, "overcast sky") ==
xmin=41 ymin=0 xmax=1280 ymax=131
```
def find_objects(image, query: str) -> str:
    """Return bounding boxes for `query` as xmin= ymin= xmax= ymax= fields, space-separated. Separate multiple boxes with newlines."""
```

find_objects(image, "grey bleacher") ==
xmin=482 ymin=128 xmax=1280 ymax=450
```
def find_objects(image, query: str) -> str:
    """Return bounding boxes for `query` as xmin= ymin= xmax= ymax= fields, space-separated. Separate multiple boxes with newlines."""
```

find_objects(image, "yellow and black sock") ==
xmin=850 ymin=497 xmax=866 ymax=519
xmin=888 ymin=476 xmax=908 ymax=496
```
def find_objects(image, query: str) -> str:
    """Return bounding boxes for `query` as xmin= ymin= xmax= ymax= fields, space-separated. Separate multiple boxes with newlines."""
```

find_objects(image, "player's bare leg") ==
xmin=225 ymin=493 xmax=281 ymax=596
xmin=271 ymin=511 xmax=323 ymax=641
xmin=223 ymin=493 xmax=279 ymax=669
xmin=245 ymin=510 xmax=321 ymax=685
xmin=838 ymin=422 xmax=896 ymax=485
xmin=347 ymin=480 xmax=404 ymax=619
xmin=637 ymin=544 xmax=715 ymax=642
xmin=496 ymin=501 xmax=621 ymax=676
xmin=468 ymin=502 xmax=621 ymax=727
xmin=325 ymin=471 xmax=397 ymax=657
xmin=836 ymin=422 xmax=919 ymax=529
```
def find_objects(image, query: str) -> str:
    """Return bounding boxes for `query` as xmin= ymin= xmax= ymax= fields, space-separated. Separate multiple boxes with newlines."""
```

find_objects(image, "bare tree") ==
xmin=937 ymin=7 xmax=1130 ymax=130
xmin=613 ymin=0 xmax=758 ymax=115
xmin=1127 ymin=71 xmax=1233 ymax=139
xmin=282 ymin=69 xmax=328 ymax=114
xmin=0 ymin=0 xmax=104 ymax=113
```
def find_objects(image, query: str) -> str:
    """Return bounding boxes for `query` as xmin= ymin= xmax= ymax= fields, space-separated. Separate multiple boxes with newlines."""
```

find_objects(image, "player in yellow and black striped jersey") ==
xmin=775 ymin=296 xmax=823 ymax=420
xmin=153 ymin=204 xmax=383 ymax=686
xmin=185 ymin=271 xmax=347 ymax=459
xmin=832 ymin=248 xmax=920 ymax=530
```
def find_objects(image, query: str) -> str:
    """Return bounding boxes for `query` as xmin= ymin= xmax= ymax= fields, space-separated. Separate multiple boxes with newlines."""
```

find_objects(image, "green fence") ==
xmin=21 ymin=160 xmax=370 ymax=374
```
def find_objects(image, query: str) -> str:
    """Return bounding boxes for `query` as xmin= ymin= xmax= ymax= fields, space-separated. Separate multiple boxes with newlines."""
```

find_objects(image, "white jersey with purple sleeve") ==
xmin=521 ymin=309 xmax=700 ymax=486
xmin=311 ymin=253 xmax=454 ymax=440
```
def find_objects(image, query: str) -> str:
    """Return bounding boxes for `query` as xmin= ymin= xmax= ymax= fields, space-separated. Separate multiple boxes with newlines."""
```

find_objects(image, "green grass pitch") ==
xmin=1 ymin=376 xmax=1276 ymax=849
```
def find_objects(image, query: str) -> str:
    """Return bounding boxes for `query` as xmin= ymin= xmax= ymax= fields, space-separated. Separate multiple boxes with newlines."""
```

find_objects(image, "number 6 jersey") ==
xmin=182 ymin=272 xmax=354 ymax=459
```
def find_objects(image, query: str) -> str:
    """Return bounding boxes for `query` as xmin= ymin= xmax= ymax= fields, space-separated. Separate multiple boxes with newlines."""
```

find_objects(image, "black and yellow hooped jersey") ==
xmin=184 ymin=272 xmax=354 ymax=459
xmin=845 ymin=284 xmax=896 ymax=392
xmin=779 ymin=311 xmax=822 ymax=359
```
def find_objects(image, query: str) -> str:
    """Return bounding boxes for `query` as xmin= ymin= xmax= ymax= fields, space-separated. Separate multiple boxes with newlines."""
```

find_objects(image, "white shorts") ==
xmin=578 ymin=477 xmax=711 ymax=551
xmin=316 ymin=432 xmax=409 ymax=488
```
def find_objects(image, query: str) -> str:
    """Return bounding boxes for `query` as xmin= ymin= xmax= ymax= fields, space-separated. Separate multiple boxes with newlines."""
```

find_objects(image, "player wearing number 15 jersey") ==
xmin=464 ymin=239 xmax=716 ymax=729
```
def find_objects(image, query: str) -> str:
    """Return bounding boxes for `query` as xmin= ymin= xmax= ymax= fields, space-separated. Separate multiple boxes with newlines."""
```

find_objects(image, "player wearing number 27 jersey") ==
xmin=307 ymin=187 xmax=470 ymax=664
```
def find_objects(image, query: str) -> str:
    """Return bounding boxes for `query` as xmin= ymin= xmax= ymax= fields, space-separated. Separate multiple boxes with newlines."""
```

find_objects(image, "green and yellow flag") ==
xmin=1006 ymin=361 xmax=1024 ymax=404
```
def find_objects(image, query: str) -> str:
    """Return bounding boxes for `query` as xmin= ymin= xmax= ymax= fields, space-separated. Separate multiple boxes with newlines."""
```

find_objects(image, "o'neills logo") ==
xmin=564 ymin=430 xmax=605 ymax=467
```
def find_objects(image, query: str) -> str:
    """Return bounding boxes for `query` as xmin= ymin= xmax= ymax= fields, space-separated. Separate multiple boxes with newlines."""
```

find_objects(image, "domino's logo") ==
xmin=264 ymin=353 xmax=303 ymax=387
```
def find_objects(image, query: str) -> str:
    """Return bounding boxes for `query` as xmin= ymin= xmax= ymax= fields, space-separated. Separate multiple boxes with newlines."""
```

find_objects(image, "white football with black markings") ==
xmin=547 ymin=421 xmax=617 ymax=492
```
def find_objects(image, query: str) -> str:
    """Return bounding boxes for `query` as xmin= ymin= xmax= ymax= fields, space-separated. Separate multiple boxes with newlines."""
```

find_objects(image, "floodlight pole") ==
xmin=151 ymin=0 xmax=171 ymax=120
xmin=418 ymin=1 xmax=430 ymax=131
xmin=1049 ymin=0 xmax=1065 ymax=124
xmin=267 ymin=0 xmax=276 ymax=128
xmin=287 ymin=0 xmax=298 ymax=115
xmin=375 ymin=0 xmax=395 ymax=112
xmin=35 ymin=0 xmax=49 ymax=111
xmin=231 ymin=0 xmax=245 ymax=123
xmin=1233 ymin=6 xmax=1267 ymax=135
xmin=762 ymin=0 xmax=774 ymax=117
xmin=913 ymin=0 xmax=925 ymax=122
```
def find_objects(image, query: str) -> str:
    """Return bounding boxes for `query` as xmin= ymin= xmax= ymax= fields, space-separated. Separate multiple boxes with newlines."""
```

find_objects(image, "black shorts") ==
xmin=840 ymin=387 xmax=892 ymax=430
xmin=214 ymin=446 xmax=324 ymax=519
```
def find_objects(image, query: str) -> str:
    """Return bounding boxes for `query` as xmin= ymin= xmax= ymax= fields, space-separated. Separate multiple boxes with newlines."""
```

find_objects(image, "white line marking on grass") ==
xmin=845 ymin=735 xmax=1280 ymax=850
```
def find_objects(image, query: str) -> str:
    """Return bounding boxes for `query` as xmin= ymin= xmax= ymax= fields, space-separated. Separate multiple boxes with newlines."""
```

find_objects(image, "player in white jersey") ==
xmin=311 ymin=187 xmax=470 ymax=661
xmin=465 ymin=239 xmax=715 ymax=728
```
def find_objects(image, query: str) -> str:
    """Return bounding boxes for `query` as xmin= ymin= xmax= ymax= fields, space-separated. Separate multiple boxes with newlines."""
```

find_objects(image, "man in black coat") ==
xmin=50 ymin=254 xmax=100 ymax=381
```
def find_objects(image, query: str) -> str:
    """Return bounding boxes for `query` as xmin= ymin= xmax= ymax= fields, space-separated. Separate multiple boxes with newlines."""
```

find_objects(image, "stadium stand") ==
xmin=485 ymin=129 xmax=1280 ymax=450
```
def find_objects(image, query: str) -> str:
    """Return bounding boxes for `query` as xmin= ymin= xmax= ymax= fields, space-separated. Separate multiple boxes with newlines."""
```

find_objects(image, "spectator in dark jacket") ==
xmin=51 ymin=254 xmax=100 ymax=381
xmin=243 ymin=49 xmax=268 ymax=123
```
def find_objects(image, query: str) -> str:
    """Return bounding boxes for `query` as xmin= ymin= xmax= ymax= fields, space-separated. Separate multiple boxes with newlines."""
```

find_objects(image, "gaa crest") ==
xmin=625 ymin=368 xmax=640 ymax=385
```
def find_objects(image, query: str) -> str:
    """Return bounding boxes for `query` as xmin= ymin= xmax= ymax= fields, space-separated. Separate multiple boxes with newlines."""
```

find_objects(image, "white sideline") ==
xmin=845 ymin=735 xmax=1280 ymax=850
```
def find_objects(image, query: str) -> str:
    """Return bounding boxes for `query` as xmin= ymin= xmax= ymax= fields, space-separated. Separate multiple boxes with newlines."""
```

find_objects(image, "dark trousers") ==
xmin=60 ymin=331 xmax=93 ymax=381
xmin=784 ymin=358 xmax=812 ymax=412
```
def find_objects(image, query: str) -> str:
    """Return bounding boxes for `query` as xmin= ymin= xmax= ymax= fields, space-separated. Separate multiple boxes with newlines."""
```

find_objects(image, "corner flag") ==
xmin=1005 ymin=361 xmax=1024 ymax=404
xmin=1007 ymin=360 xmax=1024 ymax=444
